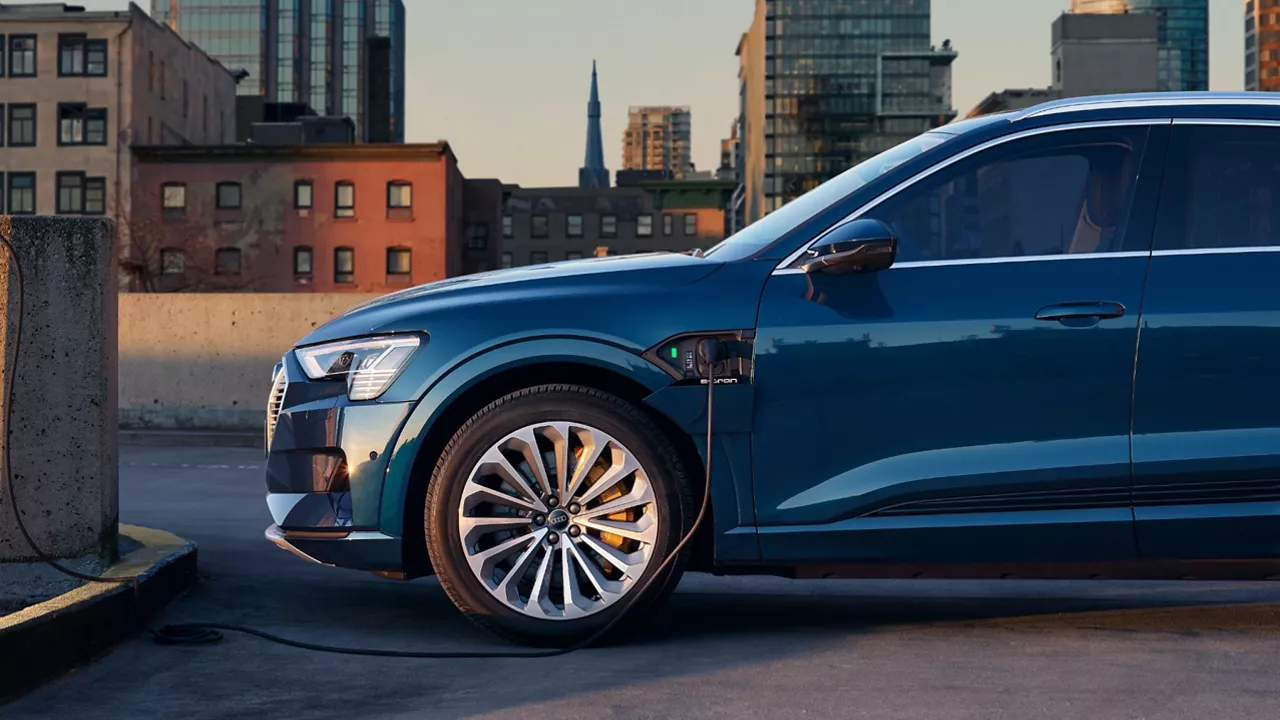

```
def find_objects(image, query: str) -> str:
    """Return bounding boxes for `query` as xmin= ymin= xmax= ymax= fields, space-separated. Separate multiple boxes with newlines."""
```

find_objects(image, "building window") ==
xmin=84 ymin=177 xmax=105 ymax=215
xmin=159 ymin=60 xmax=166 ymax=99
xmin=501 ymin=251 xmax=513 ymax=268
xmin=0 ymin=35 xmax=4 ymax=77
xmin=9 ymin=36 xmax=35 ymax=77
xmin=59 ymin=35 xmax=85 ymax=76
xmin=530 ymin=251 xmax=548 ymax=265
xmin=335 ymin=182 xmax=355 ymax=218
xmin=663 ymin=214 xmax=674 ymax=236
xmin=182 ymin=80 xmax=189 ymax=118
xmin=58 ymin=104 xmax=107 ymax=146
xmin=567 ymin=214 xmax=583 ymax=237
xmin=566 ymin=251 xmax=584 ymax=260
xmin=502 ymin=214 xmax=513 ymax=238
xmin=637 ymin=214 xmax=653 ymax=237
xmin=58 ymin=35 xmax=104 ymax=77
xmin=215 ymin=248 xmax=242 ymax=275
xmin=467 ymin=224 xmax=489 ymax=250
xmin=148 ymin=51 xmax=154 ymax=92
xmin=9 ymin=104 xmax=35 ymax=146
xmin=601 ymin=214 xmax=618 ymax=238
xmin=387 ymin=247 xmax=411 ymax=276
xmin=334 ymin=247 xmax=355 ymax=283
xmin=160 ymin=248 xmax=184 ymax=275
xmin=531 ymin=214 xmax=549 ymax=238
xmin=56 ymin=172 xmax=84 ymax=214
xmin=293 ymin=247 xmax=313 ymax=276
xmin=161 ymin=183 xmax=186 ymax=216
xmin=294 ymin=181 xmax=313 ymax=209
xmin=387 ymin=181 xmax=412 ymax=208
xmin=683 ymin=214 xmax=697 ymax=236
xmin=7 ymin=173 xmax=34 ymax=214
xmin=216 ymin=182 xmax=242 ymax=210
xmin=86 ymin=39 xmax=107 ymax=76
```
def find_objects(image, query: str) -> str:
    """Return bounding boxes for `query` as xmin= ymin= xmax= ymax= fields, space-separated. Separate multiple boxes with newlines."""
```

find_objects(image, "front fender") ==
xmin=378 ymin=337 xmax=673 ymax=535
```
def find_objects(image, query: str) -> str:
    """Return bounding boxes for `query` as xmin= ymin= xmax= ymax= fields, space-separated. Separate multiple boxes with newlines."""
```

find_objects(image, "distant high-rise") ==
xmin=579 ymin=62 xmax=609 ymax=189
xmin=737 ymin=0 xmax=957 ymax=223
xmin=1246 ymin=0 xmax=1280 ymax=91
xmin=622 ymin=106 xmax=693 ymax=179
xmin=154 ymin=0 xmax=406 ymax=142
xmin=1071 ymin=0 xmax=1208 ymax=91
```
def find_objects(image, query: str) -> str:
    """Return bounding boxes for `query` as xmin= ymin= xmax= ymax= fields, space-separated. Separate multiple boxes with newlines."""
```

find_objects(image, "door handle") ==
xmin=1035 ymin=301 xmax=1126 ymax=324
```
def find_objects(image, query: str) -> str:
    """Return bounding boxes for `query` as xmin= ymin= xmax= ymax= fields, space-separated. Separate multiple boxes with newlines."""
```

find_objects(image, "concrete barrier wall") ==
xmin=1 ymin=216 xmax=117 ymax=563
xmin=118 ymin=293 xmax=380 ymax=432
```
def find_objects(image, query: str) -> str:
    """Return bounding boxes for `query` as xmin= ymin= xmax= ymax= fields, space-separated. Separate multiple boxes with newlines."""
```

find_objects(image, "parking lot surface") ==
xmin=8 ymin=445 xmax=1280 ymax=719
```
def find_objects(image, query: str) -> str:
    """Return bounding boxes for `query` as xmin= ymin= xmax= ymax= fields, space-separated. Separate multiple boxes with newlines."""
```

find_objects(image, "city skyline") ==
xmin=49 ymin=0 xmax=1247 ymax=186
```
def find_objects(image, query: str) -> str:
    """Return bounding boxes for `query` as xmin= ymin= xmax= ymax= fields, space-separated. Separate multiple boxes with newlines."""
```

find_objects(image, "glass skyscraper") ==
xmin=155 ymin=0 xmax=406 ymax=142
xmin=1070 ymin=0 xmax=1208 ymax=92
xmin=738 ymin=0 xmax=956 ymax=221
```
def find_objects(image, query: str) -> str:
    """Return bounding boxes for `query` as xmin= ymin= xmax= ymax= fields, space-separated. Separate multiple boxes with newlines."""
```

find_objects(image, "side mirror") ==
xmin=798 ymin=218 xmax=897 ymax=275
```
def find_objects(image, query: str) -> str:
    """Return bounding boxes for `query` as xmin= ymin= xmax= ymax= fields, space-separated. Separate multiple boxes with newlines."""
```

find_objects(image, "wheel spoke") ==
xmin=461 ymin=482 xmax=542 ymax=514
xmin=577 ymin=533 xmax=639 ymax=576
xmin=567 ymin=538 xmax=620 ymax=600
xmin=560 ymin=543 xmax=588 ymax=618
xmin=466 ymin=532 xmax=538 ymax=580
xmin=574 ymin=477 xmax=654 ymax=521
xmin=527 ymin=545 xmax=556 ymax=616
xmin=578 ymin=515 xmax=655 ymax=544
xmin=547 ymin=423 xmax=572 ymax=500
xmin=473 ymin=447 xmax=547 ymax=511
xmin=576 ymin=454 xmax=640 ymax=506
xmin=564 ymin=431 xmax=607 ymax=502
xmin=495 ymin=529 xmax=547 ymax=601
xmin=511 ymin=427 xmax=553 ymax=498
xmin=458 ymin=515 xmax=532 ymax=548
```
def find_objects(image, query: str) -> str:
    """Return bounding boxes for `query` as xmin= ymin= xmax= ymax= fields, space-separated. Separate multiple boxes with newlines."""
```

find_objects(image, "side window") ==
xmin=1160 ymin=125 xmax=1280 ymax=250
xmin=867 ymin=126 xmax=1149 ymax=263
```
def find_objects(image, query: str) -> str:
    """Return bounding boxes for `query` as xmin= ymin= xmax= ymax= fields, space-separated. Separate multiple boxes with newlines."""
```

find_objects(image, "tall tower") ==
xmin=1070 ymin=0 xmax=1209 ymax=91
xmin=579 ymin=61 xmax=610 ymax=188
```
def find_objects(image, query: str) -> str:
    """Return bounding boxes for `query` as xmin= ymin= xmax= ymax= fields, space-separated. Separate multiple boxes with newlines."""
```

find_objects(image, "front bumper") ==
xmin=264 ymin=353 xmax=415 ymax=570
xmin=265 ymin=524 xmax=404 ymax=571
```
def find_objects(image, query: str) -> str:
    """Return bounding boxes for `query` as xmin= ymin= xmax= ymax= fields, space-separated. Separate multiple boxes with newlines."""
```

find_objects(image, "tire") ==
xmin=425 ymin=384 xmax=696 ymax=647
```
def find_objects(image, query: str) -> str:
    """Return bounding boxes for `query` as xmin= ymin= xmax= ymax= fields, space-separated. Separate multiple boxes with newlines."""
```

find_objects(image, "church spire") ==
xmin=579 ymin=60 xmax=610 ymax=188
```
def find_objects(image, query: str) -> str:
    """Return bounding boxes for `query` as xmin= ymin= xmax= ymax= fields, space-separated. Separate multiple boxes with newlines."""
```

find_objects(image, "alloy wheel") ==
xmin=457 ymin=421 xmax=659 ymax=619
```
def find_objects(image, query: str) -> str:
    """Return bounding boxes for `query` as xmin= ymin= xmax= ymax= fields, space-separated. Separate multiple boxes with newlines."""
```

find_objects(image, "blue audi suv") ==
xmin=265 ymin=93 xmax=1280 ymax=645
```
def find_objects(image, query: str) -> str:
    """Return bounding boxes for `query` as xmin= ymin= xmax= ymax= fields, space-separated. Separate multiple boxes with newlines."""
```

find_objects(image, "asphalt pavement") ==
xmin=9 ymin=445 xmax=1280 ymax=719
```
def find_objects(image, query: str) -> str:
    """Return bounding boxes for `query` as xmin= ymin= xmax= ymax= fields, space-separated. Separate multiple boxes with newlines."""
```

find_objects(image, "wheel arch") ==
xmin=387 ymin=339 xmax=715 ymax=577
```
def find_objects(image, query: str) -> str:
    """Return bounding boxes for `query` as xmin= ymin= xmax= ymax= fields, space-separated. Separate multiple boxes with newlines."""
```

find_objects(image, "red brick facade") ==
xmin=128 ymin=144 xmax=501 ymax=292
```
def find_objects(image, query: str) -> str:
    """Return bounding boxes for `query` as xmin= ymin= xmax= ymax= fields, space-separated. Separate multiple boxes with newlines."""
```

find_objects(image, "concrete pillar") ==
xmin=0 ymin=216 xmax=118 ymax=565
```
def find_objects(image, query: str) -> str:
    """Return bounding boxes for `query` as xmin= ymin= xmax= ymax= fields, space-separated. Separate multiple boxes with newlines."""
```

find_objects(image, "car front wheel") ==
xmin=425 ymin=384 xmax=695 ymax=646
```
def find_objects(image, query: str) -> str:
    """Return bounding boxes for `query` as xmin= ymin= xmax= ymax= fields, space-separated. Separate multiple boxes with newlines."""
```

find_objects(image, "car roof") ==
xmin=1009 ymin=92 xmax=1280 ymax=125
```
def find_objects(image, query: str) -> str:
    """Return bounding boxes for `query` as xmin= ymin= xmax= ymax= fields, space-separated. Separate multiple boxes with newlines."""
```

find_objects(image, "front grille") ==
xmin=265 ymin=361 xmax=288 ymax=454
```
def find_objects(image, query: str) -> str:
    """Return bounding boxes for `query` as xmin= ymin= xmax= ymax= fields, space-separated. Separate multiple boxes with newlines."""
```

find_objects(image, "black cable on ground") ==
xmin=0 ymin=235 xmax=717 ymax=658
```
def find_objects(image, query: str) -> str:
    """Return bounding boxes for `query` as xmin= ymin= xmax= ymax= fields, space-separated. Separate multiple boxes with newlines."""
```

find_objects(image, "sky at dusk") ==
xmin=63 ymin=0 xmax=1246 ymax=187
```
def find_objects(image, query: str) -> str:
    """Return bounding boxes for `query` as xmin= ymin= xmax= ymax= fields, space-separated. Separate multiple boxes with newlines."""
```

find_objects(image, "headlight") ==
xmin=295 ymin=335 xmax=421 ymax=401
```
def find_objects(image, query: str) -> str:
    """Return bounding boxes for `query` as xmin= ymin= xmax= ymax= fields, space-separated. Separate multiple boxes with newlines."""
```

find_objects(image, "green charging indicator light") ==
xmin=670 ymin=347 xmax=679 ymax=359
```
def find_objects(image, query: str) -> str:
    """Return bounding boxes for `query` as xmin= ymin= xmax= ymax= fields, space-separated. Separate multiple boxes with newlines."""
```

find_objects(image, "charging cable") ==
xmin=1 ymin=234 xmax=720 ymax=657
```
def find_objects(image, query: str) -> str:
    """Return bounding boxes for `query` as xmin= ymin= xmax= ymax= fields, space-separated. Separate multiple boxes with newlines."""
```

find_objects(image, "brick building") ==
xmin=129 ymin=143 xmax=501 ymax=292
xmin=500 ymin=180 xmax=736 ymax=268
xmin=0 ymin=2 xmax=236 ymax=218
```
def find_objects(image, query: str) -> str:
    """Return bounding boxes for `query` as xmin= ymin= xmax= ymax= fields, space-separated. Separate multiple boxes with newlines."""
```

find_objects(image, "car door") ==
xmin=1133 ymin=121 xmax=1280 ymax=560
xmin=751 ymin=122 xmax=1169 ymax=565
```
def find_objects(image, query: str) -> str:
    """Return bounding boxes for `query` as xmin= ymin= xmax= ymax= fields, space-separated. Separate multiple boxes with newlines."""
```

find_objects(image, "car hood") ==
xmin=298 ymin=252 xmax=725 ymax=346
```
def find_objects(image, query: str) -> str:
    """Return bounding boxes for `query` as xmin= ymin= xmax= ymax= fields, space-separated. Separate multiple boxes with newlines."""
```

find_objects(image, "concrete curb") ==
xmin=0 ymin=525 xmax=198 ymax=703
xmin=120 ymin=428 xmax=262 ymax=449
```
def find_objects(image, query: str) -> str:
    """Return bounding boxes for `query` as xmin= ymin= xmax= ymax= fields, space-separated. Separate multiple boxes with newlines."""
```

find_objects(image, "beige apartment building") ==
xmin=621 ymin=105 xmax=693 ymax=179
xmin=0 ymin=2 xmax=236 ymax=218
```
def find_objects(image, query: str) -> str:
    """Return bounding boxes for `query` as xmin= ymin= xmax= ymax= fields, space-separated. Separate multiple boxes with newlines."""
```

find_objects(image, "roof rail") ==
xmin=1024 ymin=92 xmax=1280 ymax=119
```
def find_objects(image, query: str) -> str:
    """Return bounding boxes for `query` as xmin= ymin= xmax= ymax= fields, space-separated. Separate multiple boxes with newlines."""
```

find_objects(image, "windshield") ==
xmin=704 ymin=131 xmax=955 ymax=261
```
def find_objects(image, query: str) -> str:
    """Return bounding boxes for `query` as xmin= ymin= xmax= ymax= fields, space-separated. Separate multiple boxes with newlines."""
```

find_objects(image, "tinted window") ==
xmin=1164 ymin=125 xmax=1280 ymax=250
xmin=866 ymin=127 xmax=1148 ymax=263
